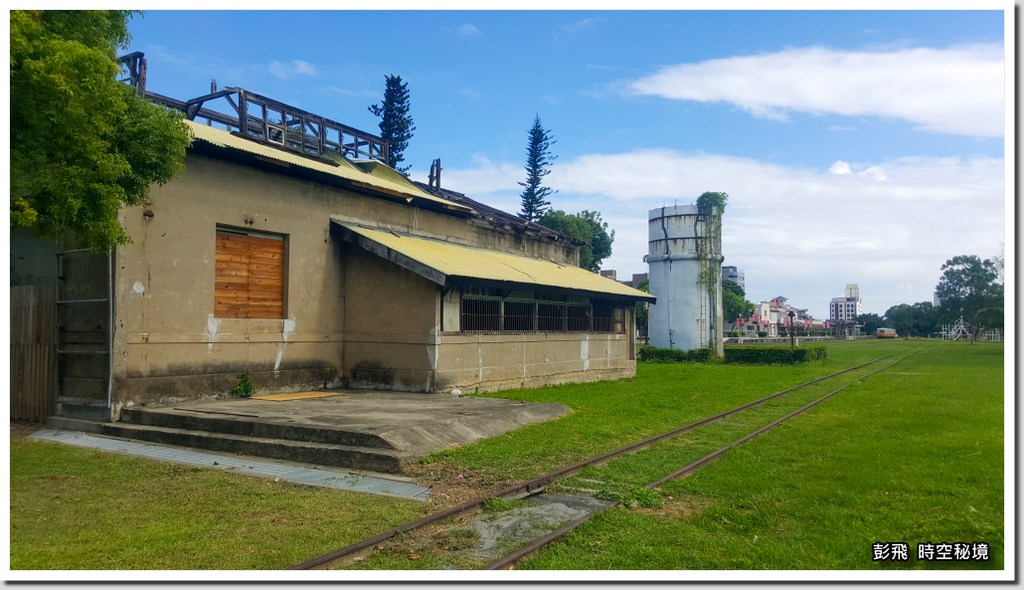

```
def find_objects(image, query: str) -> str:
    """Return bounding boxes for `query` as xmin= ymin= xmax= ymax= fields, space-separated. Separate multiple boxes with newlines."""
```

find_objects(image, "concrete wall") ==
xmin=104 ymin=152 xmax=598 ymax=415
xmin=434 ymin=331 xmax=634 ymax=393
xmin=342 ymin=245 xmax=441 ymax=392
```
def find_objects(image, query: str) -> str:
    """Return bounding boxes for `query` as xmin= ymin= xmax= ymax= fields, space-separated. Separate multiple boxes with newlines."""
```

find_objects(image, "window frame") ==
xmin=214 ymin=226 xmax=288 ymax=320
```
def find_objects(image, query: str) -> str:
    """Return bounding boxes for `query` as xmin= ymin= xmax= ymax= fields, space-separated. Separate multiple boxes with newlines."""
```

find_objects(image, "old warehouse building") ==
xmin=11 ymin=56 xmax=654 ymax=423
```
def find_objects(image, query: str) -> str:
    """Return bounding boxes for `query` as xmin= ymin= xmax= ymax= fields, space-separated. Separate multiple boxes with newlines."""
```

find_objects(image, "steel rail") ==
xmin=289 ymin=352 xmax=895 ymax=570
xmin=480 ymin=348 xmax=924 ymax=570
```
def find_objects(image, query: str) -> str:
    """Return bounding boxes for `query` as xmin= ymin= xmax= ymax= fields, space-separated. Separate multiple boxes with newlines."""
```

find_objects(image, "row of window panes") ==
xmin=460 ymin=296 xmax=623 ymax=334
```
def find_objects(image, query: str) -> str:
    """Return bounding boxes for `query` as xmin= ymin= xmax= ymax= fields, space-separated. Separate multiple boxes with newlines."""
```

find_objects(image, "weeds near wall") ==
xmin=231 ymin=370 xmax=256 ymax=397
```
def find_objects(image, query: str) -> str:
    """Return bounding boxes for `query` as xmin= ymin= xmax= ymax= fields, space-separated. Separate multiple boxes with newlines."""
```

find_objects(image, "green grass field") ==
xmin=10 ymin=339 xmax=1004 ymax=570
xmin=518 ymin=340 xmax=1004 ymax=570
xmin=9 ymin=441 xmax=430 ymax=569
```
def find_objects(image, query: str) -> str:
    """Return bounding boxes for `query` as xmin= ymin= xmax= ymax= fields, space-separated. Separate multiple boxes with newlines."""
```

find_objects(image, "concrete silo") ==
xmin=646 ymin=205 xmax=724 ymax=355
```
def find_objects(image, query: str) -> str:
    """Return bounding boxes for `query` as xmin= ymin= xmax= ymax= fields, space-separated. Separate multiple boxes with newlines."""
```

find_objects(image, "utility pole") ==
xmin=788 ymin=310 xmax=796 ymax=348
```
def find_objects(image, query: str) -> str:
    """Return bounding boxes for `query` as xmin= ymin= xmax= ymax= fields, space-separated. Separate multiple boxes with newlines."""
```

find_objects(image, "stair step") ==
xmin=45 ymin=416 xmax=105 ymax=434
xmin=100 ymin=422 xmax=411 ymax=474
xmin=119 ymin=407 xmax=394 ymax=450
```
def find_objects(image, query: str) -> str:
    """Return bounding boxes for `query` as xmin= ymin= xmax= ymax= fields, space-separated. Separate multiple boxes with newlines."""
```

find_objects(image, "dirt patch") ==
xmin=10 ymin=421 xmax=44 ymax=440
xmin=402 ymin=463 xmax=525 ymax=508
xmin=634 ymin=495 xmax=718 ymax=519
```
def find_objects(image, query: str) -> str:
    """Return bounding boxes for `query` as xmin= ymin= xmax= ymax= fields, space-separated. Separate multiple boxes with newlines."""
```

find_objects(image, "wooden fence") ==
xmin=10 ymin=285 xmax=57 ymax=422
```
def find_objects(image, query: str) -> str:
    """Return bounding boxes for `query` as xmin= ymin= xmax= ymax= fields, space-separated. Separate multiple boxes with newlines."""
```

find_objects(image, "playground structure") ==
xmin=941 ymin=316 xmax=1002 ymax=341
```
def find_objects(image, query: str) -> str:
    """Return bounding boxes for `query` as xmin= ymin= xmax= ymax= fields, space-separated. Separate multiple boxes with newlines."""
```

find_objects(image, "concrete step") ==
xmin=118 ymin=407 xmax=395 ymax=450
xmin=45 ymin=416 xmax=106 ymax=434
xmin=99 ymin=422 xmax=411 ymax=474
xmin=56 ymin=402 xmax=110 ymax=422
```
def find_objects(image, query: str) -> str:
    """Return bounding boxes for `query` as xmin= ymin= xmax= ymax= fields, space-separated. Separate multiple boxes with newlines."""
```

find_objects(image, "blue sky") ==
xmin=125 ymin=9 xmax=1009 ymax=319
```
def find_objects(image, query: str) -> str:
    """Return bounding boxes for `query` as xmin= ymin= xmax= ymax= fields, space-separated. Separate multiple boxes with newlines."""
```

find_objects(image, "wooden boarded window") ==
xmin=215 ymin=228 xmax=286 ymax=319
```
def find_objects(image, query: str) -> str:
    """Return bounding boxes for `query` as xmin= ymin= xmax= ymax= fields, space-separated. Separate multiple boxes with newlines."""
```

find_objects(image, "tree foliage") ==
xmin=517 ymin=115 xmax=556 ymax=222
xmin=10 ymin=10 xmax=192 ymax=252
xmin=538 ymin=210 xmax=614 ymax=272
xmin=722 ymin=279 xmax=755 ymax=323
xmin=852 ymin=313 xmax=886 ymax=335
xmin=883 ymin=302 xmax=942 ymax=338
xmin=935 ymin=255 xmax=1002 ymax=343
xmin=368 ymin=74 xmax=415 ymax=176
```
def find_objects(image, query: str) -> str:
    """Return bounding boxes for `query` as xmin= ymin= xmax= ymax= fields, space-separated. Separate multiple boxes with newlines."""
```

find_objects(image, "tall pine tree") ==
xmin=517 ymin=115 xmax=557 ymax=222
xmin=368 ymin=75 xmax=415 ymax=176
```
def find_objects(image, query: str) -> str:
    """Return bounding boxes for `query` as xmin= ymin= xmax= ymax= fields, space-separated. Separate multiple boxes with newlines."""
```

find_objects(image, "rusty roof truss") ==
xmin=120 ymin=52 xmax=390 ymax=163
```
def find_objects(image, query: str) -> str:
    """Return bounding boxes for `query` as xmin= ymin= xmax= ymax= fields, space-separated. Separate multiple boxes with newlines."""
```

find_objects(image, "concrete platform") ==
xmin=77 ymin=391 xmax=570 ymax=473
xmin=29 ymin=429 xmax=432 ymax=500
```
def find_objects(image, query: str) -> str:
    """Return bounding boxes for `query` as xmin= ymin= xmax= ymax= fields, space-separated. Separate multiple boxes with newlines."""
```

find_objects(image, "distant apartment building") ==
xmin=722 ymin=266 xmax=744 ymax=290
xmin=601 ymin=270 xmax=648 ymax=288
xmin=829 ymin=284 xmax=863 ymax=321
xmin=628 ymin=273 xmax=648 ymax=288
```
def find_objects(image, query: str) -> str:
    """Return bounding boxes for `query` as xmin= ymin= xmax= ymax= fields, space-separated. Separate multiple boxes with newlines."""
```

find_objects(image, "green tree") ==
xmin=10 ymin=10 xmax=192 ymax=252
xmin=722 ymin=279 xmax=755 ymax=323
xmin=884 ymin=304 xmax=918 ymax=337
xmin=935 ymin=255 xmax=1002 ymax=343
xmin=538 ymin=209 xmax=614 ymax=272
xmin=517 ymin=115 xmax=556 ymax=222
xmin=368 ymin=75 xmax=415 ymax=176
xmin=852 ymin=313 xmax=886 ymax=335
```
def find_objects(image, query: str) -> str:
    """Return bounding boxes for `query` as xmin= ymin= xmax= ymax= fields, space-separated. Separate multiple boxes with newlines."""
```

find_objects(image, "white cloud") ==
xmin=566 ymin=18 xmax=595 ymax=32
xmin=430 ymin=150 xmax=1004 ymax=318
xmin=458 ymin=87 xmax=483 ymax=100
xmin=458 ymin=23 xmax=481 ymax=36
xmin=268 ymin=60 xmax=317 ymax=80
xmin=628 ymin=44 xmax=1004 ymax=137
xmin=829 ymin=161 xmax=852 ymax=175
xmin=412 ymin=154 xmax=521 ymax=198
xmin=860 ymin=166 xmax=887 ymax=181
xmin=827 ymin=125 xmax=855 ymax=131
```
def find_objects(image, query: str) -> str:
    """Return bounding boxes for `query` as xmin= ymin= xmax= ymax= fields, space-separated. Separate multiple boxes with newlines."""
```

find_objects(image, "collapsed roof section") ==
xmin=186 ymin=121 xmax=468 ymax=213
xmin=124 ymin=52 xmax=586 ymax=253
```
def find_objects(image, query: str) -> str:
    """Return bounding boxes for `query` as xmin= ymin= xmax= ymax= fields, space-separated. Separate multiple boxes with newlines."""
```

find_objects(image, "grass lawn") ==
xmin=517 ymin=340 xmax=1004 ymax=570
xmin=11 ymin=339 xmax=1003 ymax=571
xmin=420 ymin=339 xmax=914 ymax=481
xmin=10 ymin=440 xmax=430 ymax=569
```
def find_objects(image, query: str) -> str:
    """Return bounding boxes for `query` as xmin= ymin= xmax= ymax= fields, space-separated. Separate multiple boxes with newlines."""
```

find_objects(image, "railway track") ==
xmin=289 ymin=351 xmax=910 ymax=571
xmin=482 ymin=348 xmax=923 ymax=570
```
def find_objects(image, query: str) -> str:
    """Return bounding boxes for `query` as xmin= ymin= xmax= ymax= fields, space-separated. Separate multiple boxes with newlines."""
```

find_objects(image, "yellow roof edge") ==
xmin=186 ymin=121 xmax=472 ymax=213
xmin=332 ymin=221 xmax=656 ymax=302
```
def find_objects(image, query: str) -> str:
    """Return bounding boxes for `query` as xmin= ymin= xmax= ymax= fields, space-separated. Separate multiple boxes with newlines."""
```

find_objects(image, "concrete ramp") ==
xmin=56 ymin=391 xmax=570 ymax=474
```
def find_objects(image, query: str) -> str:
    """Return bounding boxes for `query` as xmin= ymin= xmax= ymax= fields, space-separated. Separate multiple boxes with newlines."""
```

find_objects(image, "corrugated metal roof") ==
xmin=334 ymin=221 xmax=655 ymax=301
xmin=186 ymin=121 xmax=471 ymax=212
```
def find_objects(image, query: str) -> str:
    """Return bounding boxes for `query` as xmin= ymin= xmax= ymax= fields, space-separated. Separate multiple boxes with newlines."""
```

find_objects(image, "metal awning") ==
xmin=330 ymin=220 xmax=655 ymax=302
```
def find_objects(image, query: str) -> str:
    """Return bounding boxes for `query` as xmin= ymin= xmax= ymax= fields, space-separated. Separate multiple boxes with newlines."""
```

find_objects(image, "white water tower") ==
xmin=646 ymin=205 xmax=724 ymax=355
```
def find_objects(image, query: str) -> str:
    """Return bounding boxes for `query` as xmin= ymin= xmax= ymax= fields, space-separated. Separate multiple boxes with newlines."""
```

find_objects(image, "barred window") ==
xmin=461 ymin=297 xmax=500 ymax=331
xmin=567 ymin=304 xmax=591 ymax=331
xmin=502 ymin=300 xmax=535 ymax=332
xmin=459 ymin=293 xmax=625 ymax=335
xmin=537 ymin=302 xmax=565 ymax=332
